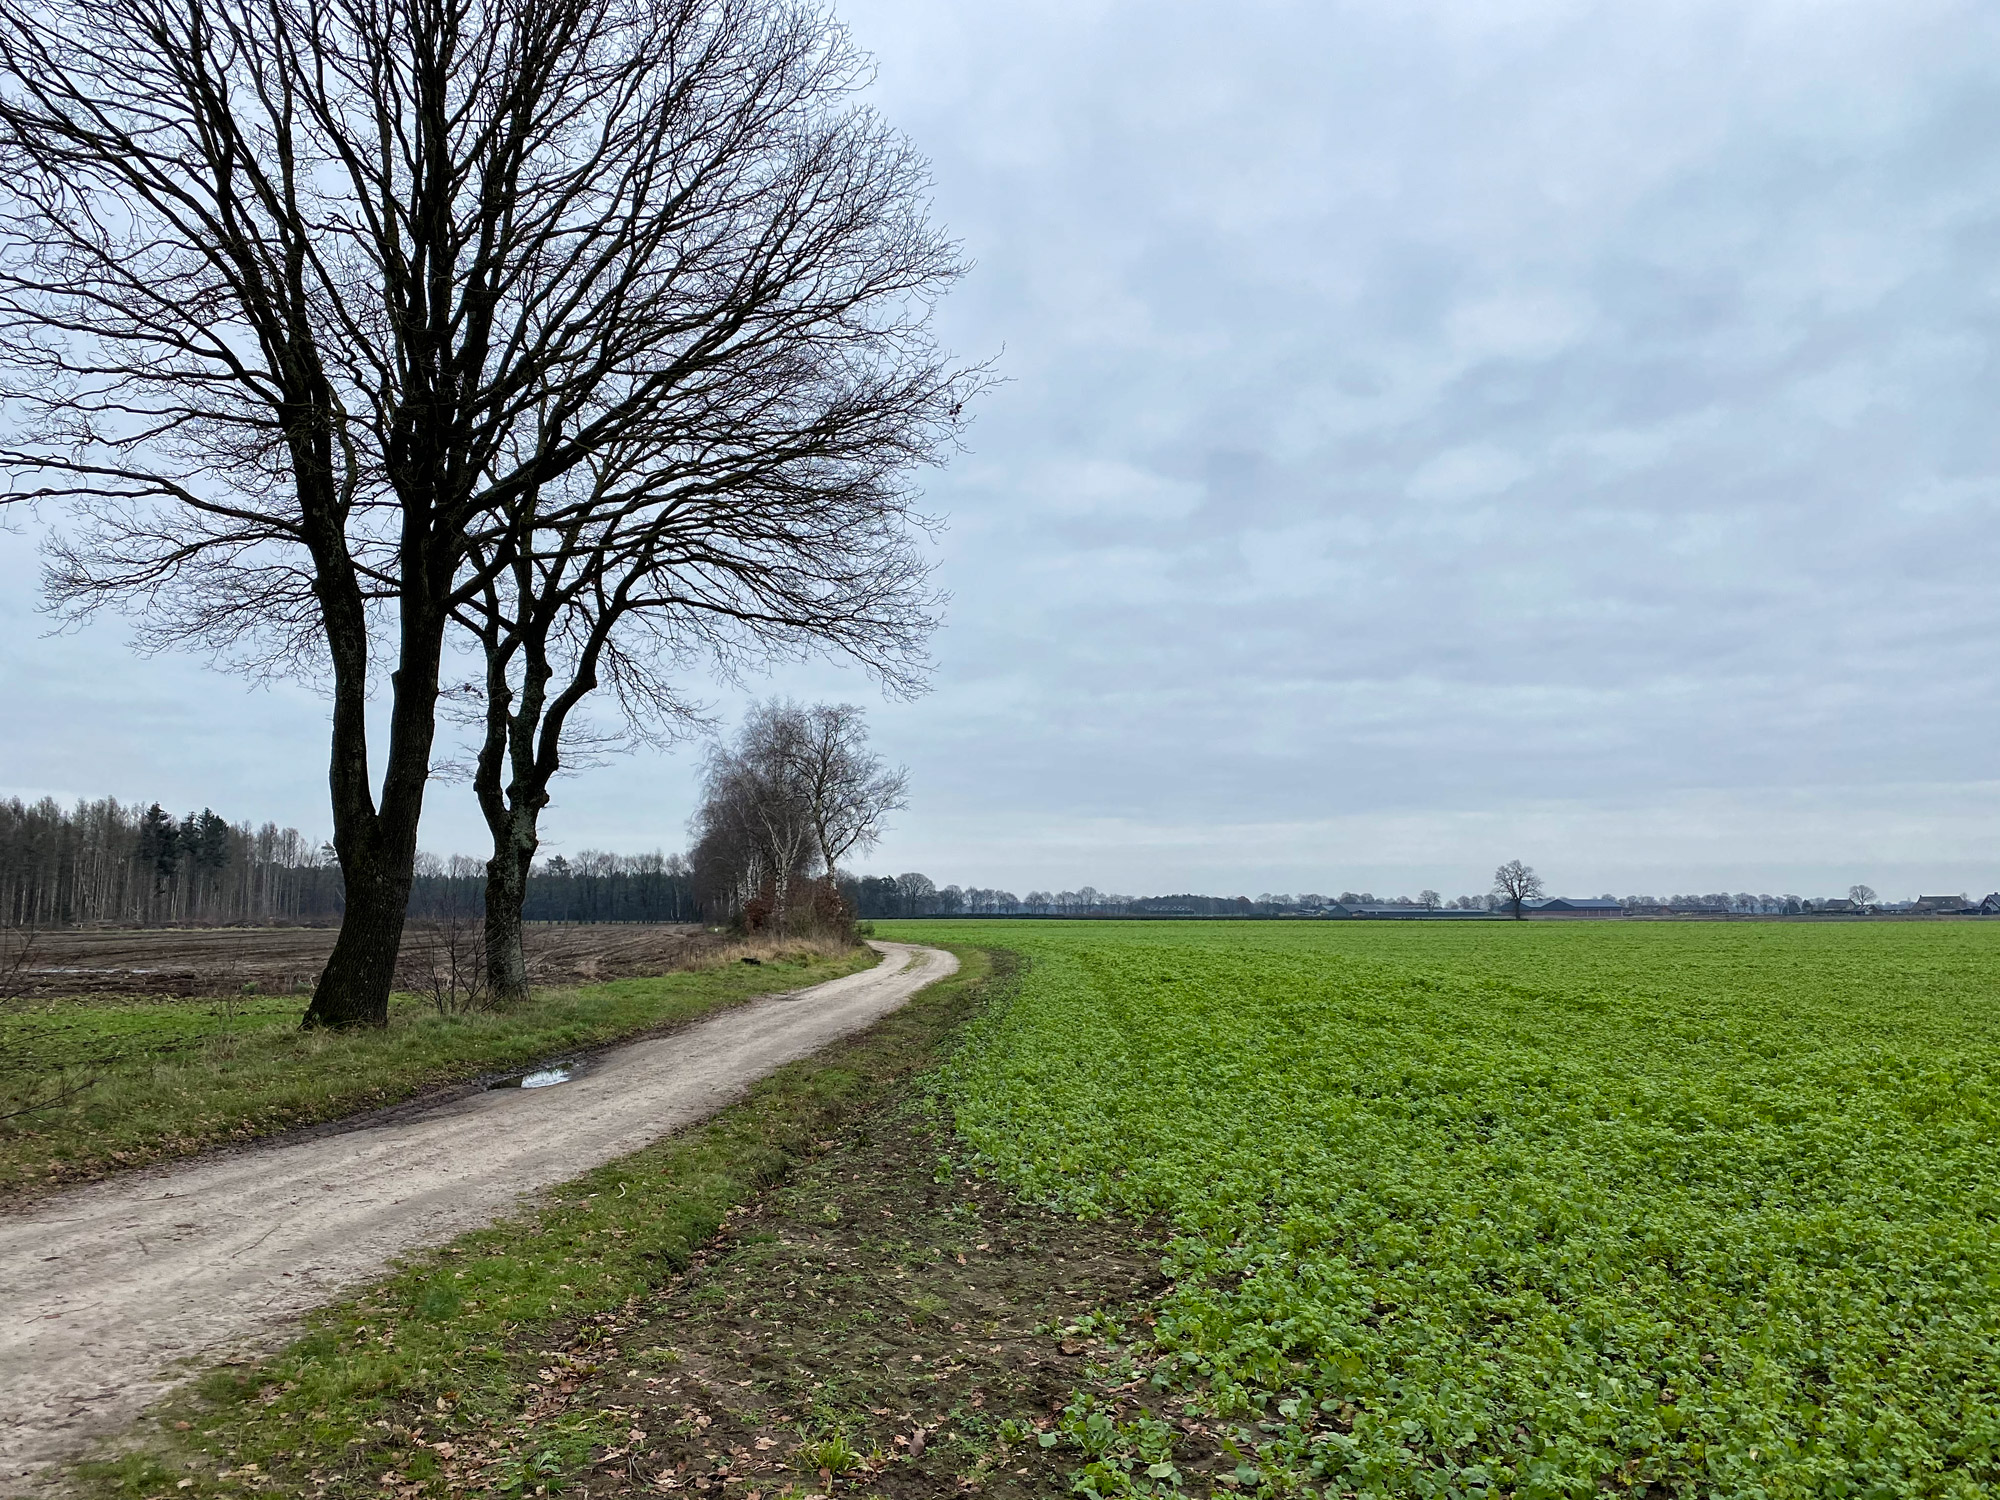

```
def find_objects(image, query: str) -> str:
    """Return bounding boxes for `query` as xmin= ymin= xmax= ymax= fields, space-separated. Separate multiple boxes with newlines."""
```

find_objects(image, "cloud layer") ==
xmin=4 ymin=0 xmax=1999 ymax=898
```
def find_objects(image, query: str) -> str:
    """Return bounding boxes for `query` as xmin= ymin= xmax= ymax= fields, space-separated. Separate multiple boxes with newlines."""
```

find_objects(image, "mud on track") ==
xmin=3 ymin=924 xmax=710 ymax=1001
xmin=0 ymin=941 xmax=957 ymax=1494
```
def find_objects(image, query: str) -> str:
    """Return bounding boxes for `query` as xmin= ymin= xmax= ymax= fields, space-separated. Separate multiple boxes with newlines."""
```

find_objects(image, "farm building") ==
xmin=1329 ymin=902 xmax=1494 ymax=919
xmin=1912 ymin=894 xmax=1973 ymax=914
xmin=1526 ymin=897 xmax=1624 ymax=917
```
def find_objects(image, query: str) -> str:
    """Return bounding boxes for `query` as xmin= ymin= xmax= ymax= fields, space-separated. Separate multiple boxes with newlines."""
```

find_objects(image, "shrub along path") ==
xmin=0 ymin=942 xmax=955 ymax=1491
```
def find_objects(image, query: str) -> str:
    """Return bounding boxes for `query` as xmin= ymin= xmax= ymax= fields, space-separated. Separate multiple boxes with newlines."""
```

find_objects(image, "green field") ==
xmin=883 ymin=920 xmax=2000 ymax=1500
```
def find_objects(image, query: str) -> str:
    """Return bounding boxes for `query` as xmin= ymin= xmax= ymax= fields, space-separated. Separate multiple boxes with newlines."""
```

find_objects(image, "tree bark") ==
xmin=473 ymin=591 xmax=600 ymax=1005
xmin=310 ymin=850 xmax=415 ymax=1027
xmin=303 ymin=525 xmax=448 ymax=1027
xmin=483 ymin=833 xmax=535 ymax=1003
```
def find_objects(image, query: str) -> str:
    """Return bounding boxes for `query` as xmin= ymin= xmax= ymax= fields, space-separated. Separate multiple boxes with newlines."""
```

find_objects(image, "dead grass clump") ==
xmin=706 ymin=931 xmax=863 ymax=969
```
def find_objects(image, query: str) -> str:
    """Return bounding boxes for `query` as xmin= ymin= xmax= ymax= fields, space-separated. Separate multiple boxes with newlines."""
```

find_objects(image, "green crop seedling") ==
xmin=887 ymin=919 xmax=2000 ymax=1500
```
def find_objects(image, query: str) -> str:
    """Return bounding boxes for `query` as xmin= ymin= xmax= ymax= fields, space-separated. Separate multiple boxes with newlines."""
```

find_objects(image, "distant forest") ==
xmin=0 ymin=797 xmax=699 ymax=927
xmin=0 ymin=796 xmax=341 ymax=926
xmin=840 ymin=876 xmax=1301 ymax=918
xmin=1 ymin=795 xmax=1273 ymax=929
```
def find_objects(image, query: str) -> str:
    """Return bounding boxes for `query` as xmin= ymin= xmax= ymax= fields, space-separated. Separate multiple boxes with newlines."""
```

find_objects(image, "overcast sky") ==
xmin=5 ymin=0 xmax=1999 ymax=900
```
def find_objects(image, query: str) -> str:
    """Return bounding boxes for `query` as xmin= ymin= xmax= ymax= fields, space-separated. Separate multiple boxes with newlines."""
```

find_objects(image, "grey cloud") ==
xmin=4 ymin=0 xmax=1998 ymax=899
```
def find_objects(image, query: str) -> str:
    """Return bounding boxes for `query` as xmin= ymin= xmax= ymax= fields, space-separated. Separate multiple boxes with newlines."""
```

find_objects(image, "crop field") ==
xmin=883 ymin=920 xmax=2000 ymax=1499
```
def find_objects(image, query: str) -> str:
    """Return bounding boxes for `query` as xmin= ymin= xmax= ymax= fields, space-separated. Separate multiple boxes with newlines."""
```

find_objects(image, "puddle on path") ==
xmin=487 ymin=1065 xmax=573 ymax=1090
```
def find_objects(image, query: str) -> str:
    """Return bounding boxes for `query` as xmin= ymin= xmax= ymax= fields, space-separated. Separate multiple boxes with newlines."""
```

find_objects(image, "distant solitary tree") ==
xmin=1849 ymin=884 xmax=1877 ymax=907
xmin=1493 ymin=860 xmax=1544 ymax=920
xmin=1418 ymin=889 xmax=1441 ymax=910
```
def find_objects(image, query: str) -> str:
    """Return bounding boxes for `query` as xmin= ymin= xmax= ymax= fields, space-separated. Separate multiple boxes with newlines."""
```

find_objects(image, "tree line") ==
xmin=835 ymin=878 xmax=1920 ymax=920
xmin=409 ymin=852 xmax=700 ymax=926
xmin=0 ymin=795 xmax=710 ymax=928
xmin=0 ymin=797 xmax=340 ymax=927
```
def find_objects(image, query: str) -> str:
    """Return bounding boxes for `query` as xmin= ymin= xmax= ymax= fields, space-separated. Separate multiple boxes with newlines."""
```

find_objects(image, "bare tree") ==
xmin=0 ymin=0 xmax=960 ymax=1025
xmin=1417 ymin=888 xmax=1440 ymax=910
xmin=787 ymin=702 xmax=906 ymax=883
xmin=0 ymin=919 xmax=36 ymax=1000
xmin=684 ymin=699 xmax=899 ymax=935
xmin=410 ymin=854 xmax=494 ymax=1017
xmin=1848 ymin=884 xmax=1877 ymax=907
xmin=1492 ymin=860 xmax=1544 ymax=920
xmin=689 ymin=705 xmax=820 ymax=929
xmin=456 ymin=149 xmax=962 ymax=998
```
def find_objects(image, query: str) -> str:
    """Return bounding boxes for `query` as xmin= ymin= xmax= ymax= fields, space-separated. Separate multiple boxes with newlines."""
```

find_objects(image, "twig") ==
xmin=0 ymin=1073 xmax=97 ymax=1123
xmin=0 ymin=922 xmax=40 ymax=1002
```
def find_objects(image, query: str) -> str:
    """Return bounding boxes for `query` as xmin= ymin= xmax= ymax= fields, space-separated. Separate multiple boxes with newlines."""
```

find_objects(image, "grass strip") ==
xmin=1 ymin=937 xmax=873 ymax=1198
xmin=71 ymin=944 xmax=997 ymax=1500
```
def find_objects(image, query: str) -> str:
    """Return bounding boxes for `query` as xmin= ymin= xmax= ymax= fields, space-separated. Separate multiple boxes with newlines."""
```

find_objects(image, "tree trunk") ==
xmin=474 ymin=596 xmax=605 ymax=1005
xmin=308 ymin=852 xmax=415 ymax=1027
xmin=302 ymin=547 xmax=448 ymax=1027
xmin=472 ymin=621 xmax=553 ymax=1007
xmin=482 ymin=817 xmax=537 ymax=1004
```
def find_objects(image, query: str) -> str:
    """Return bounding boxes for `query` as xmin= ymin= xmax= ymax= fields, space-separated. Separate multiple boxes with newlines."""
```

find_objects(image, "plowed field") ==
xmin=2 ymin=923 xmax=706 ymax=999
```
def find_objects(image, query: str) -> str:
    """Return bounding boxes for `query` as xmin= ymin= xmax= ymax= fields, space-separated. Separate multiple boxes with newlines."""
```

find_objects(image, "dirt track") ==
xmin=0 ymin=941 xmax=957 ymax=1493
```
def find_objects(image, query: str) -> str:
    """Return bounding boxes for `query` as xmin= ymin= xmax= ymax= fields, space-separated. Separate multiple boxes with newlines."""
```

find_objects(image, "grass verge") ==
xmin=69 ymin=944 xmax=1008 ymax=1500
xmin=1 ymin=935 xmax=871 ymax=1199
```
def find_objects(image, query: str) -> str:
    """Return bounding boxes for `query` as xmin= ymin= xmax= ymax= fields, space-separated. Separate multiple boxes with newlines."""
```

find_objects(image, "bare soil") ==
xmin=564 ymin=1100 xmax=1200 ymax=1499
xmin=440 ymin=1068 xmax=1234 ymax=1499
xmin=2 ymin=924 xmax=711 ymax=1000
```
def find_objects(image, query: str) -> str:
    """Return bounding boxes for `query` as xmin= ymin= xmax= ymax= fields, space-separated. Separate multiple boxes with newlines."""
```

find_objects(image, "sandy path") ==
xmin=0 ymin=941 xmax=956 ymax=1492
